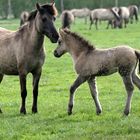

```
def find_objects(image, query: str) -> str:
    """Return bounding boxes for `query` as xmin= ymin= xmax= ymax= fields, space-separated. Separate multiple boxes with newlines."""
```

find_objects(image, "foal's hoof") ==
xmin=68 ymin=111 xmax=72 ymax=115
xmin=20 ymin=108 xmax=26 ymax=114
xmin=124 ymin=110 xmax=129 ymax=116
xmin=32 ymin=107 xmax=38 ymax=114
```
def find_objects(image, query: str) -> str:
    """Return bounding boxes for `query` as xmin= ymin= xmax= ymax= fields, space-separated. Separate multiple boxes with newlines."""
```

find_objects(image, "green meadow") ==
xmin=0 ymin=18 xmax=140 ymax=140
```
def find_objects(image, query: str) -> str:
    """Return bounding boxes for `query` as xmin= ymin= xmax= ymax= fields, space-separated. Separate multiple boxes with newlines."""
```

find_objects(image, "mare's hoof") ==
xmin=96 ymin=110 xmax=102 ymax=115
xmin=32 ymin=107 xmax=38 ymax=114
xmin=20 ymin=108 xmax=26 ymax=114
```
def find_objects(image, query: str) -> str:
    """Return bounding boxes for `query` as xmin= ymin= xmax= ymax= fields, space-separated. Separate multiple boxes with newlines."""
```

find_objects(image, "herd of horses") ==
xmin=61 ymin=5 xmax=139 ymax=30
xmin=0 ymin=2 xmax=140 ymax=116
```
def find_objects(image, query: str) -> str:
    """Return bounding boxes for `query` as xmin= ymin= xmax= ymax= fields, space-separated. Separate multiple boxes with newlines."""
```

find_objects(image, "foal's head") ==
xmin=28 ymin=2 xmax=59 ymax=43
xmin=54 ymin=28 xmax=70 ymax=57
xmin=54 ymin=28 xmax=94 ymax=58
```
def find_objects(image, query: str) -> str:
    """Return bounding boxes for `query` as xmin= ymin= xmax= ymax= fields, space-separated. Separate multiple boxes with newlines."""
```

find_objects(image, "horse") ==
xmin=70 ymin=8 xmax=90 ymax=24
xmin=118 ymin=7 xmax=130 ymax=28
xmin=0 ymin=2 xmax=59 ymax=114
xmin=54 ymin=28 xmax=140 ymax=116
xmin=20 ymin=11 xmax=29 ymax=26
xmin=128 ymin=5 xmax=139 ymax=24
xmin=89 ymin=8 xmax=120 ymax=30
xmin=61 ymin=10 xmax=74 ymax=29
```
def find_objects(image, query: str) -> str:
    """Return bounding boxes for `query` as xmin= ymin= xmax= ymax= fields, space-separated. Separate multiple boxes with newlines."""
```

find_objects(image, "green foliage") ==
xmin=1 ymin=18 xmax=140 ymax=139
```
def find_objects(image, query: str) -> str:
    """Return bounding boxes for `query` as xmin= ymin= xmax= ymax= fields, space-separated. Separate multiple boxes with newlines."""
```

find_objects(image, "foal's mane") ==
xmin=64 ymin=29 xmax=95 ymax=51
xmin=28 ymin=3 xmax=58 ymax=21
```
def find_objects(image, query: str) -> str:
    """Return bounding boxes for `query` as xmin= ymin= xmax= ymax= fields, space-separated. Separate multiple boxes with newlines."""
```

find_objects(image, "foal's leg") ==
xmin=19 ymin=72 xmax=27 ymax=114
xmin=32 ymin=68 xmax=42 ymax=113
xmin=0 ymin=74 xmax=4 ymax=113
xmin=122 ymin=75 xmax=134 ymax=115
xmin=68 ymin=75 xmax=88 ymax=115
xmin=88 ymin=77 xmax=102 ymax=115
xmin=132 ymin=70 xmax=140 ymax=89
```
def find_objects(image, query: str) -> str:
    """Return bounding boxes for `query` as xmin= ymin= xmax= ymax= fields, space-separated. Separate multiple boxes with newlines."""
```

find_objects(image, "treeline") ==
xmin=0 ymin=0 xmax=140 ymax=19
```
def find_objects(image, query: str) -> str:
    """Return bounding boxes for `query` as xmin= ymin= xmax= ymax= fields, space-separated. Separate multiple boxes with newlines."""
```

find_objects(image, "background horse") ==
xmin=20 ymin=11 xmax=29 ymax=26
xmin=61 ymin=10 xmax=74 ymax=29
xmin=89 ymin=8 xmax=120 ymax=30
xmin=118 ymin=7 xmax=130 ymax=28
xmin=54 ymin=29 xmax=140 ymax=116
xmin=70 ymin=8 xmax=90 ymax=24
xmin=0 ymin=2 xmax=59 ymax=114
xmin=128 ymin=5 xmax=139 ymax=24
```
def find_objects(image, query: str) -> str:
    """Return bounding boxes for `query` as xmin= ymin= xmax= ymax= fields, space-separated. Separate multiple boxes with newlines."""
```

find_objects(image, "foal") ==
xmin=0 ymin=2 xmax=59 ymax=114
xmin=54 ymin=29 xmax=140 ymax=116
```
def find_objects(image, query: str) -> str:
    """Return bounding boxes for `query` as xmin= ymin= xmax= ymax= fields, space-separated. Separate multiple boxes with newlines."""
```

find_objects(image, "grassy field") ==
xmin=1 ymin=18 xmax=140 ymax=140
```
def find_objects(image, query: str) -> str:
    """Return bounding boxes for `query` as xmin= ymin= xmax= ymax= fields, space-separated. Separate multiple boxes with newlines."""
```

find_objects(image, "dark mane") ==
xmin=28 ymin=3 xmax=58 ymax=21
xmin=64 ymin=29 xmax=95 ymax=50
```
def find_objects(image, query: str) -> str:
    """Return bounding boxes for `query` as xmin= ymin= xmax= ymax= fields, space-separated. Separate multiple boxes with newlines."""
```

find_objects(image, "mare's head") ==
xmin=28 ymin=2 xmax=59 ymax=43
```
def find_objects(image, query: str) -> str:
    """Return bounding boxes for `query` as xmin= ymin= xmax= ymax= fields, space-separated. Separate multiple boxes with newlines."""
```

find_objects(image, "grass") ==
xmin=1 ymin=18 xmax=140 ymax=140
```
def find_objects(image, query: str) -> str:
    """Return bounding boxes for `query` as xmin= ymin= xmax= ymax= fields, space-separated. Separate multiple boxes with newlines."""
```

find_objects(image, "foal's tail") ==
xmin=135 ymin=50 xmax=140 ymax=73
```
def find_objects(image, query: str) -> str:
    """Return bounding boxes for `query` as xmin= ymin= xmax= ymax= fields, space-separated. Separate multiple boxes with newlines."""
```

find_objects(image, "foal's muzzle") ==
xmin=54 ymin=50 xmax=61 ymax=58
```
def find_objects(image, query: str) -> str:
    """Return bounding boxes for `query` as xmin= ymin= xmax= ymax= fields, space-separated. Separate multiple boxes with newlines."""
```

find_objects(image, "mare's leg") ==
xmin=19 ymin=71 xmax=27 ymax=114
xmin=0 ymin=74 xmax=4 ymax=113
xmin=122 ymin=75 xmax=134 ymax=115
xmin=68 ymin=75 xmax=88 ymax=115
xmin=88 ymin=77 xmax=102 ymax=115
xmin=32 ymin=68 xmax=42 ymax=113
xmin=132 ymin=70 xmax=140 ymax=89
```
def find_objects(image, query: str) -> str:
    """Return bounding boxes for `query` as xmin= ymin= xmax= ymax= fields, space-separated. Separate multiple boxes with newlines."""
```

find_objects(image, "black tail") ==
xmin=134 ymin=6 xmax=139 ymax=22
xmin=111 ymin=8 xmax=120 ymax=20
xmin=62 ymin=12 xmax=70 ymax=29
xmin=135 ymin=50 xmax=140 ymax=73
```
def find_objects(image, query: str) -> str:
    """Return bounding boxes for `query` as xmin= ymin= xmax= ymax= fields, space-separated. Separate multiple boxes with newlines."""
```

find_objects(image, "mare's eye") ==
xmin=53 ymin=17 xmax=56 ymax=21
xmin=42 ymin=18 xmax=47 ymax=22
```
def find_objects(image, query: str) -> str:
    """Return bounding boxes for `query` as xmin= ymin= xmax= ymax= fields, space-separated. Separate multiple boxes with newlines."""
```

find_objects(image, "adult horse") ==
xmin=70 ymin=8 xmax=90 ymax=24
xmin=0 ymin=2 xmax=59 ymax=114
xmin=61 ymin=10 xmax=74 ymax=29
xmin=128 ymin=5 xmax=139 ymax=24
xmin=89 ymin=8 xmax=120 ymax=30
xmin=118 ymin=7 xmax=130 ymax=28
xmin=20 ymin=11 xmax=29 ymax=26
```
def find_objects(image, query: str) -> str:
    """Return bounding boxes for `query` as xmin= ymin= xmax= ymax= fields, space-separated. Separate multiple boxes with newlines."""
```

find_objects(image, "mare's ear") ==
xmin=36 ymin=3 xmax=41 ymax=11
xmin=36 ymin=3 xmax=44 ymax=14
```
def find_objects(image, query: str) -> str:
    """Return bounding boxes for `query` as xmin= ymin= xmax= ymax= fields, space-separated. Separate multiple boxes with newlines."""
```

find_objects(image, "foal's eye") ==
xmin=42 ymin=18 xmax=47 ymax=22
xmin=58 ymin=40 xmax=61 ymax=45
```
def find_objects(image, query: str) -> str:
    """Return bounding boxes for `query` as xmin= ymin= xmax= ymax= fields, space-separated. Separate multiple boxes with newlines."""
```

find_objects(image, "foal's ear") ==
xmin=59 ymin=28 xmax=66 ymax=38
